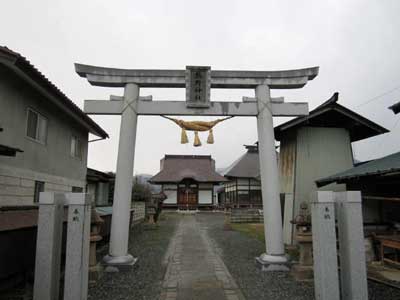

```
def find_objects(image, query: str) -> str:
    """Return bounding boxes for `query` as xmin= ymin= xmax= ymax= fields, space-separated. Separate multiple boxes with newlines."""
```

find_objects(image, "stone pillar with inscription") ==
xmin=311 ymin=191 xmax=340 ymax=300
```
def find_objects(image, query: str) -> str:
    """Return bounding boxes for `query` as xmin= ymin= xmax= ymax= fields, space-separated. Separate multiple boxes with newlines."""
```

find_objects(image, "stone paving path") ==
xmin=160 ymin=214 xmax=246 ymax=300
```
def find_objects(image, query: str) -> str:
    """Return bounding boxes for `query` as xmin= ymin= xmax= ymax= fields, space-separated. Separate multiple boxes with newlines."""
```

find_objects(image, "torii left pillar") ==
xmin=104 ymin=83 xmax=139 ymax=267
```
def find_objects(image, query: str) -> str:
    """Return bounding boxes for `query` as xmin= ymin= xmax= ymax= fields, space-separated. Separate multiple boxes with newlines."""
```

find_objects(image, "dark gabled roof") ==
xmin=149 ymin=155 xmax=227 ymax=183
xmin=389 ymin=101 xmax=400 ymax=114
xmin=274 ymin=93 xmax=389 ymax=142
xmin=223 ymin=145 xmax=260 ymax=179
xmin=87 ymin=168 xmax=114 ymax=182
xmin=0 ymin=46 xmax=108 ymax=138
xmin=316 ymin=151 xmax=400 ymax=187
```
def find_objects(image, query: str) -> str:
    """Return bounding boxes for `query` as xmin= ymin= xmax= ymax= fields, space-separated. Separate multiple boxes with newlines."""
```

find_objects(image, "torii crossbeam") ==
xmin=75 ymin=64 xmax=319 ymax=271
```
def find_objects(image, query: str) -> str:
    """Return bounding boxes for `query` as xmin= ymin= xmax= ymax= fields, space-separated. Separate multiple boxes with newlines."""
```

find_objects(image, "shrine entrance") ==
xmin=177 ymin=179 xmax=198 ymax=210
xmin=75 ymin=63 xmax=319 ymax=271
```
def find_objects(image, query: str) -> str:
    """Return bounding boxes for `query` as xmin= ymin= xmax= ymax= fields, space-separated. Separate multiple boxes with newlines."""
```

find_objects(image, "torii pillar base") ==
xmin=256 ymin=254 xmax=290 ymax=272
xmin=103 ymin=255 xmax=138 ymax=272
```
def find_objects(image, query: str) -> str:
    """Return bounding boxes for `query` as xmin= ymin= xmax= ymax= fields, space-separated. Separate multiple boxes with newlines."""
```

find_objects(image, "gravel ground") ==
xmin=88 ymin=213 xmax=179 ymax=300
xmin=197 ymin=212 xmax=400 ymax=300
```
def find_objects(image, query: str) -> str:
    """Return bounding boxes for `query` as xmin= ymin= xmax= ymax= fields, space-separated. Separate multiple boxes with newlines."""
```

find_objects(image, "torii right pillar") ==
xmin=256 ymin=84 xmax=288 ymax=271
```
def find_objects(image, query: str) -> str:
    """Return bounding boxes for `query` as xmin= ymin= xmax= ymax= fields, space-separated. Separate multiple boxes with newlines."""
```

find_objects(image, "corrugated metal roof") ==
xmin=0 ymin=46 xmax=108 ymax=138
xmin=274 ymin=93 xmax=388 ymax=142
xmin=316 ymin=151 xmax=400 ymax=187
xmin=149 ymin=155 xmax=227 ymax=183
xmin=87 ymin=168 xmax=114 ymax=182
xmin=96 ymin=206 xmax=113 ymax=216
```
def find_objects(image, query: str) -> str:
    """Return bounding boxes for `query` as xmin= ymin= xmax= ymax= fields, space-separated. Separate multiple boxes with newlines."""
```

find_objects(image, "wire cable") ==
xmin=355 ymin=85 xmax=400 ymax=108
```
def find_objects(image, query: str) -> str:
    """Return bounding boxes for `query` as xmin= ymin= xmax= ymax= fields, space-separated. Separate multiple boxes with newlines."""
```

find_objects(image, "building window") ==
xmin=72 ymin=186 xmax=83 ymax=193
xmin=70 ymin=136 xmax=82 ymax=159
xmin=34 ymin=181 xmax=45 ymax=203
xmin=26 ymin=109 xmax=48 ymax=144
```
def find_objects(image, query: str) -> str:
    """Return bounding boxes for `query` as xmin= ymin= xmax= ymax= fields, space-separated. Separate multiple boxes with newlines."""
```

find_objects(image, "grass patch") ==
xmin=228 ymin=222 xmax=300 ymax=260
xmin=230 ymin=223 xmax=265 ymax=243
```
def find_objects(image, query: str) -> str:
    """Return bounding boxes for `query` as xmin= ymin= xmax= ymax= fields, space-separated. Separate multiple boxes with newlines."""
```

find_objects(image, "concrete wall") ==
xmin=293 ymin=127 xmax=352 ymax=215
xmin=0 ymin=66 xmax=88 ymax=206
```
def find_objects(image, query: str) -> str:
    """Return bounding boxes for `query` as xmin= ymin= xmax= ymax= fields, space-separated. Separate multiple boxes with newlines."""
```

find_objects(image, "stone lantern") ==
xmin=89 ymin=208 xmax=104 ymax=281
xmin=146 ymin=192 xmax=167 ymax=224
xmin=291 ymin=202 xmax=313 ymax=281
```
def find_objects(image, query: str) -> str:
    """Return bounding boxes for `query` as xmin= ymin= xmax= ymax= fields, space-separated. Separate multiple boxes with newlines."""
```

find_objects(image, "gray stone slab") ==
xmin=33 ymin=193 xmax=65 ymax=300
xmin=311 ymin=192 xmax=340 ymax=300
xmin=63 ymin=199 xmax=91 ymax=300
xmin=336 ymin=191 xmax=368 ymax=300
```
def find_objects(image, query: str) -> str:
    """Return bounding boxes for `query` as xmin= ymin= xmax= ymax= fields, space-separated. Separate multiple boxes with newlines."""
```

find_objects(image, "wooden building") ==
xmin=219 ymin=145 xmax=262 ymax=208
xmin=275 ymin=92 xmax=388 ymax=244
xmin=317 ymin=151 xmax=400 ymax=264
xmin=86 ymin=168 xmax=113 ymax=206
xmin=149 ymin=155 xmax=226 ymax=210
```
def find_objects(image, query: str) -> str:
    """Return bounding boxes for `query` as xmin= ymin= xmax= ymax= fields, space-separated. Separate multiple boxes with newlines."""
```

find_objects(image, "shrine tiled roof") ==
xmin=222 ymin=145 xmax=260 ymax=179
xmin=149 ymin=155 xmax=227 ymax=184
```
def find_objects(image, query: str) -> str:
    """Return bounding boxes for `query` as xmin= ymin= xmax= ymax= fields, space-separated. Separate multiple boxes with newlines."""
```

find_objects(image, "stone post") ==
xmin=255 ymin=84 xmax=288 ymax=271
xmin=311 ymin=191 xmax=340 ymax=300
xmin=104 ymin=83 xmax=139 ymax=266
xmin=336 ymin=191 xmax=368 ymax=300
xmin=33 ymin=192 xmax=64 ymax=300
xmin=63 ymin=193 xmax=91 ymax=300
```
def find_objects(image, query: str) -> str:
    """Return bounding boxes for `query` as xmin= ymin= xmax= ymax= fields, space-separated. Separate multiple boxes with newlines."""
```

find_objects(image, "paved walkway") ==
xmin=160 ymin=214 xmax=246 ymax=300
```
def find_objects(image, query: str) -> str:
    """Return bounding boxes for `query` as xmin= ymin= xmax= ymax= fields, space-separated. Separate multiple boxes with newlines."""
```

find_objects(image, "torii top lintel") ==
xmin=75 ymin=64 xmax=319 ymax=89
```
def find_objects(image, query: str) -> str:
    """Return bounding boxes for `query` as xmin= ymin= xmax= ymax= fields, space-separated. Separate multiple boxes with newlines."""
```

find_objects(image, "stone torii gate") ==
xmin=75 ymin=64 xmax=319 ymax=270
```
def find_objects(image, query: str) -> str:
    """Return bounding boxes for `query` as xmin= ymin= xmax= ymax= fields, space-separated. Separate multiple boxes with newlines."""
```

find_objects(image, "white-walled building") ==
xmin=0 ymin=46 xmax=108 ymax=206
xmin=149 ymin=155 xmax=226 ymax=210
xmin=275 ymin=93 xmax=388 ymax=244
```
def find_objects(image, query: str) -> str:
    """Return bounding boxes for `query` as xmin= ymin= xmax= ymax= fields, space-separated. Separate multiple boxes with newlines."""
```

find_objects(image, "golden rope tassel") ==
xmin=161 ymin=115 xmax=233 ymax=146
xmin=181 ymin=128 xmax=189 ymax=144
xmin=193 ymin=131 xmax=201 ymax=147
xmin=207 ymin=128 xmax=214 ymax=144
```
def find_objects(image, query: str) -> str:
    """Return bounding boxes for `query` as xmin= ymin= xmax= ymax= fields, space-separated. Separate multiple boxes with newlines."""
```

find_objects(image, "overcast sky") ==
xmin=2 ymin=0 xmax=400 ymax=175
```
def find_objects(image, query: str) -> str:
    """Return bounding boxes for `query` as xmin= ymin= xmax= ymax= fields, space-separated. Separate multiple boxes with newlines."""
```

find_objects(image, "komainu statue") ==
xmin=161 ymin=115 xmax=233 ymax=147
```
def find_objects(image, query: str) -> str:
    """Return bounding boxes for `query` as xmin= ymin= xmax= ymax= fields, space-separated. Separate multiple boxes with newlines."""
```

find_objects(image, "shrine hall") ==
xmin=149 ymin=155 xmax=226 ymax=210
